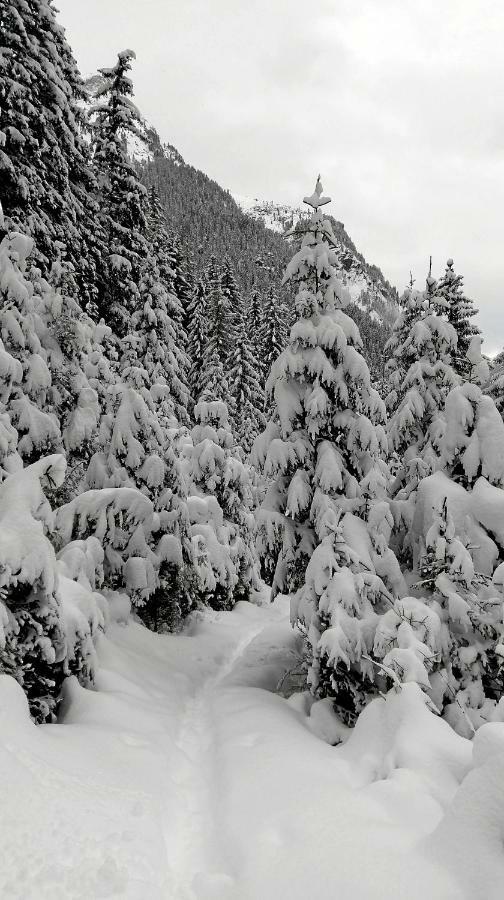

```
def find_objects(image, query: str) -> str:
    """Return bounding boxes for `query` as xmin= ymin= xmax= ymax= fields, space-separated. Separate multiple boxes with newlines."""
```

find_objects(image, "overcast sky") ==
xmin=57 ymin=0 xmax=504 ymax=353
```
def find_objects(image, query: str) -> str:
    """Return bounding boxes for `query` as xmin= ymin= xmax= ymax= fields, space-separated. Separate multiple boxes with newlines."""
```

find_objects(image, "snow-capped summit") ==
xmin=232 ymin=194 xmax=308 ymax=234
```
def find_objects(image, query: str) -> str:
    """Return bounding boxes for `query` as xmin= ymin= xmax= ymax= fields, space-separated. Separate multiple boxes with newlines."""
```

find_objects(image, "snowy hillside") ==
xmin=232 ymin=193 xmax=307 ymax=234
xmin=233 ymin=192 xmax=399 ymax=326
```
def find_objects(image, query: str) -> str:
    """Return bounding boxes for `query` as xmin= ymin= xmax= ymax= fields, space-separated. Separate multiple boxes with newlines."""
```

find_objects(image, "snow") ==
xmin=0 ymin=595 xmax=500 ymax=899
xmin=232 ymin=193 xmax=307 ymax=234
xmin=413 ymin=469 xmax=504 ymax=572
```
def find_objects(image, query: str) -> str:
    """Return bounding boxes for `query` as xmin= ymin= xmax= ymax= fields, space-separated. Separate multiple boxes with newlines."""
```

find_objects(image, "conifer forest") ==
xmin=1 ymin=2 xmax=504 ymax=898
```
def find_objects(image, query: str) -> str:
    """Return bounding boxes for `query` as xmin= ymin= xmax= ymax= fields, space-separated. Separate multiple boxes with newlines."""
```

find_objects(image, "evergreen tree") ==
xmin=255 ymin=178 xmax=398 ymax=723
xmin=199 ymin=257 xmax=232 ymax=400
xmin=418 ymin=498 xmax=504 ymax=736
xmin=485 ymin=348 xmax=504 ymax=419
xmin=247 ymin=288 xmax=263 ymax=362
xmin=436 ymin=258 xmax=480 ymax=378
xmin=0 ymin=455 xmax=67 ymax=722
xmin=386 ymin=280 xmax=458 ymax=480
xmin=0 ymin=230 xmax=63 ymax=465
xmin=146 ymin=188 xmax=189 ymax=358
xmin=130 ymin=250 xmax=191 ymax=424
xmin=167 ymin=233 xmax=195 ymax=338
xmin=385 ymin=281 xmax=428 ymax=414
xmin=186 ymin=279 xmax=208 ymax=405
xmin=187 ymin=399 xmax=259 ymax=610
xmin=84 ymin=335 xmax=194 ymax=624
xmin=89 ymin=50 xmax=149 ymax=336
xmin=440 ymin=382 xmax=504 ymax=489
xmin=220 ymin=257 xmax=242 ymax=362
xmin=385 ymin=278 xmax=459 ymax=563
xmin=259 ymin=286 xmax=288 ymax=395
xmin=0 ymin=0 xmax=102 ymax=307
xmin=228 ymin=313 xmax=265 ymax=453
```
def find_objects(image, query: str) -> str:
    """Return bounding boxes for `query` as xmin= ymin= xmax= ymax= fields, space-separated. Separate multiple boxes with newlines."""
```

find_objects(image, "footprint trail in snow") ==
xmin=165 ymin=622 xmax=265 ymax=899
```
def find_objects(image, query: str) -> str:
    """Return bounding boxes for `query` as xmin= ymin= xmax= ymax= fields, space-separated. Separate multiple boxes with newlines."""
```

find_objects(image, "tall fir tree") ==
xmin=255 ymin=178 xmax=399 ymax=723
xmin=146 ymin=188 xmax=189 ymax=357
xmin=89 ymin=50 xmax=149 ymax=336
xmin=436 ymin=258 xmax=480 ymax=378
xmin=228 ymin=313 xmax=265 ymax=453
xmin=259 ymin=286 xmax=288 ymax=399
xmin=247 ymin=288 xmax=263 ymax=363
xmin=220 ymin=257 xmax=242 ymax=361
xmin=199 ymin=257 xmax=232 ymax=401
xmin=0 ymin=0 xmax=103 ymax=307
xmin=386 ymin=280 xmax=458 ymax=476
xmin=186 ymin=279 xmax=208 ymax=405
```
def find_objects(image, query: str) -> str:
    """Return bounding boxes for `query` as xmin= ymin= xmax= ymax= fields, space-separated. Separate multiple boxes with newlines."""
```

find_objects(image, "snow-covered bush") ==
xmin=417 ymin=498 xmax=504 ymax=736
xmin=186 ymin=399 xmax=260 ymax=610
xmin=441 ymin=382 xmax=504 ymax=488
xmin=0 ymin=456 xmax=67 ymax=721
xmin=55 ymin=486 xmax=156 ymax=605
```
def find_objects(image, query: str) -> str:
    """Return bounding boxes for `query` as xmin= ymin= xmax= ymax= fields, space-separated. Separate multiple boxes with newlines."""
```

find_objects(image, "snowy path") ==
xmin=165 ymin=623 xmax=266 ymax=899
xmin=0 ymin=597 xmax=493 ymax=900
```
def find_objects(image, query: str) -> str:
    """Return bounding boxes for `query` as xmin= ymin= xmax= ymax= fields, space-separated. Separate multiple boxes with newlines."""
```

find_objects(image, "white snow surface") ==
xmin=0 ymin=593 xmax=500 ymax=899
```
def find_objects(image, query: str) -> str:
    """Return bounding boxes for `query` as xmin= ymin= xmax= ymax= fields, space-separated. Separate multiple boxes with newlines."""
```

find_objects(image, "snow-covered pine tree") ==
xmin=146 ymin=187 xmax=189 ymax=360
xmin=0 ymin=229 xmax=63 ymax=465
xmin=465 ymin=334 xmax=490 ymax=386
xmin=386 ymin=279 xmax=434 ymax=414
xmin=130 ymin=249 xmax=190 ymax=425
xmin=386 ymin=278 xmax=459 ymax=564
xmin=259 ymin=285 xmax=288 ymax=399
xmin=0 ymin=455 xmax=68 ymax=722
xmin=485 ymin=348 xmax=504 ymax=419
xmin=0 ymin=210 xmax=111 ymax=508
xmin=199 ymin=257 xmax=233 ymax=401
xmin=186 ymin=279 xmax=208 ymax=405
xmin=0 ymin=0 xmax=103 ymax=308
xmin=89 ymin=50 xmax=149 ymax=336
xmin=440 ymin=381 xmax=504 ymax=489
xmin=82 ymin=292 xmax=196 ymax=631
xmin=418 ymin=497 xmax=504 ymax=736
xmin=255 ymin=178 xmax=398 ymax=723
xmin=247 ymin=288 xmax=264 ymax=365
xmin=436 ymin=258 xmax=480 ymax=379
xmin=186 ymin=399 xmax=259 ymax=610
xmin=167 ymin=233 xmax=195 ymax=339
xmin=220 ymin=258 xmax=242 ymax=364
xmin=386 ymin=278 xmax=458 ymax=483
xmin=228 ymin=313 xmax=265 ymax=454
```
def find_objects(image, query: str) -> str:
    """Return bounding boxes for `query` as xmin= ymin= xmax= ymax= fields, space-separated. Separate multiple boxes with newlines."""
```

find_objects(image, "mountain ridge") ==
xmin=83 ymin=73 xmax=398 ymax=375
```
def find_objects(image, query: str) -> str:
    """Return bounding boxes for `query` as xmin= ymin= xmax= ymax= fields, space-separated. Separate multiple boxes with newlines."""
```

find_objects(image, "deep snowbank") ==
xmin=0 ymin=598 xmax=502 ymax=899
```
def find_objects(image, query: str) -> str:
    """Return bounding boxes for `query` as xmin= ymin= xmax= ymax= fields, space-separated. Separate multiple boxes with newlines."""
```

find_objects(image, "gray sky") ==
xmin=57 ymin=0 xmax=504 ymax=353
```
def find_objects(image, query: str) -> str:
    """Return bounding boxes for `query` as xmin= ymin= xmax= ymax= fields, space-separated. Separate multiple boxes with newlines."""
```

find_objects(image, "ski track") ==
xmin=164 ymin=620 xmax=264 ymax=899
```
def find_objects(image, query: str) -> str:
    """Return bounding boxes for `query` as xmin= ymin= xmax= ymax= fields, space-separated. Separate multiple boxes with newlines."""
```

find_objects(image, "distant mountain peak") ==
xmin=232 ymin=193 xmax=399 ymax=327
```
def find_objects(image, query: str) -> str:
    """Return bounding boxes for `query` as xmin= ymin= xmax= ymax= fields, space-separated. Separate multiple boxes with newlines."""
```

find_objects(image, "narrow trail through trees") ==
xmin=164 ymin=621 xmax=265 ymax=899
